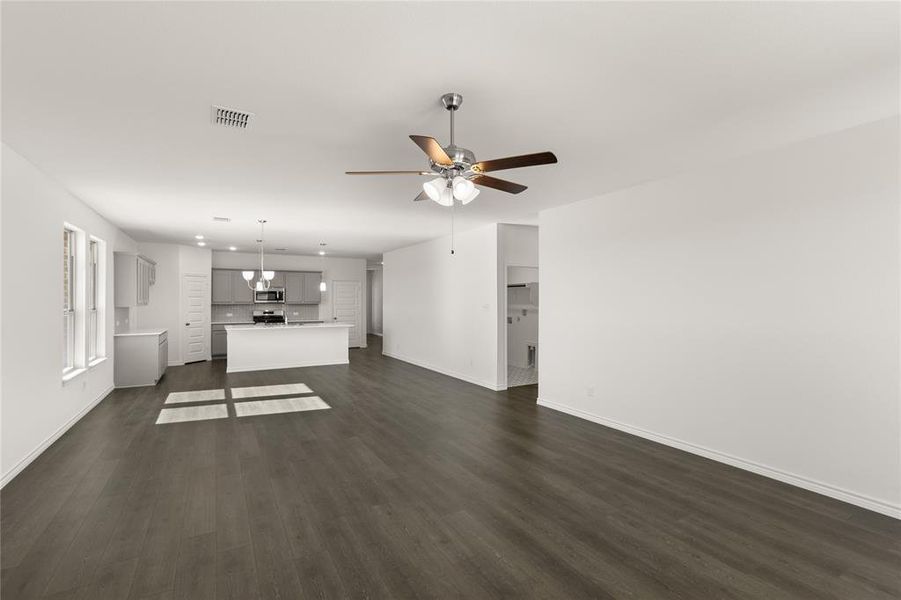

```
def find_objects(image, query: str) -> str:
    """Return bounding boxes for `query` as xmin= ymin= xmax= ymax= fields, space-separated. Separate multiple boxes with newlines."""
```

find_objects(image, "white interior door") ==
xmin=332 ymin=280 xmax=361 ymax=348
xmin=182 ymin=274 xmax=208 ymax=363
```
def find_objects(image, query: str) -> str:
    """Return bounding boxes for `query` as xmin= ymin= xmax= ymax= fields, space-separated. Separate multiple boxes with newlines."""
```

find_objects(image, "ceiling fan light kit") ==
xmin=346 ymin=92 xmax=557 ymax=206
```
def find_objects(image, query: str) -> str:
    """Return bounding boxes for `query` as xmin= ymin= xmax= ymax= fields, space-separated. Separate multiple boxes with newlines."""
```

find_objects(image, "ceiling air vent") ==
xmin=212 ymin=216 xmax=231 ymax=223
xmin=211 ymin=105 xmax=254 ymax=129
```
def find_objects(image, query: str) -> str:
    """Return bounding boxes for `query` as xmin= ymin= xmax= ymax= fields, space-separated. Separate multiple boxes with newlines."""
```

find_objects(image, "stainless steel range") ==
xmin=252 ymin=309 xmax=286 ymax=325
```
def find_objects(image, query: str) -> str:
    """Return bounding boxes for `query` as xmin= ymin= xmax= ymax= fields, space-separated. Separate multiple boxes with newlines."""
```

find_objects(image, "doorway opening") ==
xmin=506 ymin=266 xmax=538 ymax=387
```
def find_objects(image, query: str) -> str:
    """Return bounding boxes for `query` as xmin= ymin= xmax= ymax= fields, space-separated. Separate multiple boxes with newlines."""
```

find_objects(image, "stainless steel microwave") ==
xmin=254 ymin=288 xmax=285 ymax=303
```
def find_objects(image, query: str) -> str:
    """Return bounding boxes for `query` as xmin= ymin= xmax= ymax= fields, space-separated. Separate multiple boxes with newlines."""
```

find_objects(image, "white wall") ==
xmin=1 ymin=144 xmax=137 ymax=485
xmin=501 ymin=224 xmax=539 ymax=267
xmin=368 ymin=268 xmax=383 ymax=335
xmin=383 ymin=223 xmax=501 ymax=389
xmin=538 ymin=118 xmax=901 ymax=517
xmin=136 ymin=243 xmax=212 ymax=364
xmin=211 ymin=251 xmax=367 ymax=345
xmin=135 ymin=242 xmax=180 ymax=363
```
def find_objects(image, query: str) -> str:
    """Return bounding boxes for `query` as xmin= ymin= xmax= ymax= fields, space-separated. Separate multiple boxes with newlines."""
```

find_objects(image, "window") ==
xmin=63 ymin=228 xmax=76 ymax=373
xmin=87 ymin=239 xmax=102 ymax=362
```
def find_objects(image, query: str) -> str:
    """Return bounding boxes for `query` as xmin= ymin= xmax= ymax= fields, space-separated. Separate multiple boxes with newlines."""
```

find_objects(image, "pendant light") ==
xmin=318 ymin=243 xmax=328 ymax=292
xmin=243 ymin=219 xmax=274 ymax=291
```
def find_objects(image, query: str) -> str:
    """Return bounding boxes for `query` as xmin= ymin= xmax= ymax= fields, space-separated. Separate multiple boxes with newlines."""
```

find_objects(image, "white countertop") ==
xmin=212 ymin=320 xmax=324 ymax=325
xmin=225 ymin=323 xmax=351 ymax=331
xmin=114 ymin=328 xmax=167 ymax=337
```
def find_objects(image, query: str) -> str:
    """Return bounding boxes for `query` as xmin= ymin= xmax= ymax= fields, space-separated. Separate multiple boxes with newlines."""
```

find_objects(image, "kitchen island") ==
xmin=225 ymin=323 xmax=353 ymax=373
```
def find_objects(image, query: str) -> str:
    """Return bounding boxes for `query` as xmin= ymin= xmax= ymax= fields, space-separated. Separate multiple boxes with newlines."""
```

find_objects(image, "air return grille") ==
xmin=211 ymin=105 xmax=254 ymax=129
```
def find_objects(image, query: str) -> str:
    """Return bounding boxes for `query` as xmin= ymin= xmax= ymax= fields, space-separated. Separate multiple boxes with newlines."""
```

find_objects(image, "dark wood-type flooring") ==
xmin=2 ymin=335 xmax=900 ymax=599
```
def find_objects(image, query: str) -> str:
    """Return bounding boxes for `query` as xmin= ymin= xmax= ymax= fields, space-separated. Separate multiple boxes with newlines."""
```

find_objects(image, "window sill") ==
xmin=88 ymin=357 xmax=108 ymax=369
xmin=62 ymin=368 xmax=88 ymax=384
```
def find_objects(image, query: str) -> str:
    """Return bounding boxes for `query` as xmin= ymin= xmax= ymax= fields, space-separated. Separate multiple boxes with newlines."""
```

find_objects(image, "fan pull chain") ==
xmin=450 ymin=200 xmax=455 ymax=255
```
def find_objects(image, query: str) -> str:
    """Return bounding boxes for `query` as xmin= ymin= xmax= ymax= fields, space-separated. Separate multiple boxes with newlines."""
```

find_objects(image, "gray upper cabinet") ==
xmin=115 ymin=253 xmax=156 ymax=307
xmin=231 ymin=272 xmax=254 ymax=303
xmin=213 ymin=270 xmax=255 ymax=304
xmin=212 ymin=270 xmax=233 ymax=304
xmin=285 ymin=272 xmax=304 ymax=303
xmin=211 ymin=268 xmax=321 ymax=305
xmin=301 ymin=272 xmax=321 ymax=304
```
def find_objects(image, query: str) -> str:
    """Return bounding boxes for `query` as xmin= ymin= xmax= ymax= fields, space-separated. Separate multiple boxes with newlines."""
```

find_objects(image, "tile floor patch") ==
xmin=508 ymin=366 xmax=538 ymax=387
xmin=230 ymin=383 xmax=313 ymax=399
xmin=234 ymin=396 xmax=330 ymax=417
xmin=156 ymin=404 xmax=228 ymax=424
xmin=165 ymin=389 xmax=226 ymax=404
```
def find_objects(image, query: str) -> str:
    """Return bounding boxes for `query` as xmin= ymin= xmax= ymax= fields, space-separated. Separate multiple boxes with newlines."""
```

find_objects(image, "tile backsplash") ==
xmin=212 ymin=304 xmax=319 ymax=323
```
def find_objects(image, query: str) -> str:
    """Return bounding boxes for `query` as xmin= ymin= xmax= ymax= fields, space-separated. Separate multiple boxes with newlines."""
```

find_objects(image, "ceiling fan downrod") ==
xmin=441 ymin=92 xmax=463 ymax=148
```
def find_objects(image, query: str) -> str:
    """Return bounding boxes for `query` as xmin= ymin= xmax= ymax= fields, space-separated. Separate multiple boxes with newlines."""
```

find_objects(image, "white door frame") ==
xmin=332 ymin=279 xmax=363 ymax=349
xmin=181 ymin=272 xmax=210 ymax=364
xmin=502 ymin=263 xmax=538 ymax=390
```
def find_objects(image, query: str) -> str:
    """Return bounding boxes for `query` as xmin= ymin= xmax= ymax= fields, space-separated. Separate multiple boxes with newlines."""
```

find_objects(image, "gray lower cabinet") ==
xmin=212 ymin=324 xmax=227 ymax=357
xmin=114 ymin=330 xmax=168 ymax=387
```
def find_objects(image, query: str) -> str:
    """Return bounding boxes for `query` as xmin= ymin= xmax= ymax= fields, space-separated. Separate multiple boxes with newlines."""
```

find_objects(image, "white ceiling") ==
xmin=2 ymin=2 xmax=897 ymax=258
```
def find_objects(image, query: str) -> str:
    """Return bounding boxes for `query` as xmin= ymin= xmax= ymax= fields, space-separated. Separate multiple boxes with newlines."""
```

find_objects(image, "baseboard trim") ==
xmin=537 ymin=397 xmax=901 ymax=520
xmin=1 ymin=385 xmax=114 ymax=489
xmin=383 ymin=351 xmax=504 ymax=391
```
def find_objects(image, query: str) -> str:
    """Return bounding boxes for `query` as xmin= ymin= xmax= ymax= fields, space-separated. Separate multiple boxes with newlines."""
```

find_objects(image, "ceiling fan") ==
xmin=346 ymin=92 xmax=557 ymax=205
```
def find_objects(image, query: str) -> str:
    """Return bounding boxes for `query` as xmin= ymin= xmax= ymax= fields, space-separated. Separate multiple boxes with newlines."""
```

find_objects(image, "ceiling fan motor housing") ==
xmin=432 ymin=144 xmax=476 ymax=178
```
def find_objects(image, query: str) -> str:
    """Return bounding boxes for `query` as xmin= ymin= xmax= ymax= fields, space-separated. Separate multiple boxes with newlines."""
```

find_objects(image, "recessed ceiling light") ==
xmin=228 ymin=246 xmax=237 ymax=251
xmin=195 ymin=234 xmax=204 ymax=240
xmin=197 ymin=241 xmax=206 ymax=246
xmin=318 ymin=250 xmax=325 ymax=256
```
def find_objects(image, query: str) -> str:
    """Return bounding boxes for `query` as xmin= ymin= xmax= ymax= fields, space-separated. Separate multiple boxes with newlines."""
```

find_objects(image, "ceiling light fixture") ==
xmin=195 ymin=234 xmax=204 ymax=240
xmin=197 ymin=241 xmax=206 ymax=246
xmin=459 ymin=188 xmax=480 ymax=205
xmin=318 ymin=243 xmax=328 ymax=292
xmin=228 ymin=246 xmax=237 ymax=251
xmin=243 ymin=219 xmax=275 ymax=291
xmin=452 ymin=176 xmax=473 ymax=199
xmin=422 ymin=177 xmax=446 ymax=203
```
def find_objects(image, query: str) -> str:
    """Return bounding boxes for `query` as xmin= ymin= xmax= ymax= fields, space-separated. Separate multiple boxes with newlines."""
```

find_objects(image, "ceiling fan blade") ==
xmin=413 ymin=190 xmax=429 ymax=202
xmin=471 ymin=175 xmax=527 ymax=194
xmin=345 ymin=170 xmax=433 ymax=175
xmin=409 ymin=135 xmax=454 ymax=166
xmin=472 ymin=151 xmax=557 ymax=173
